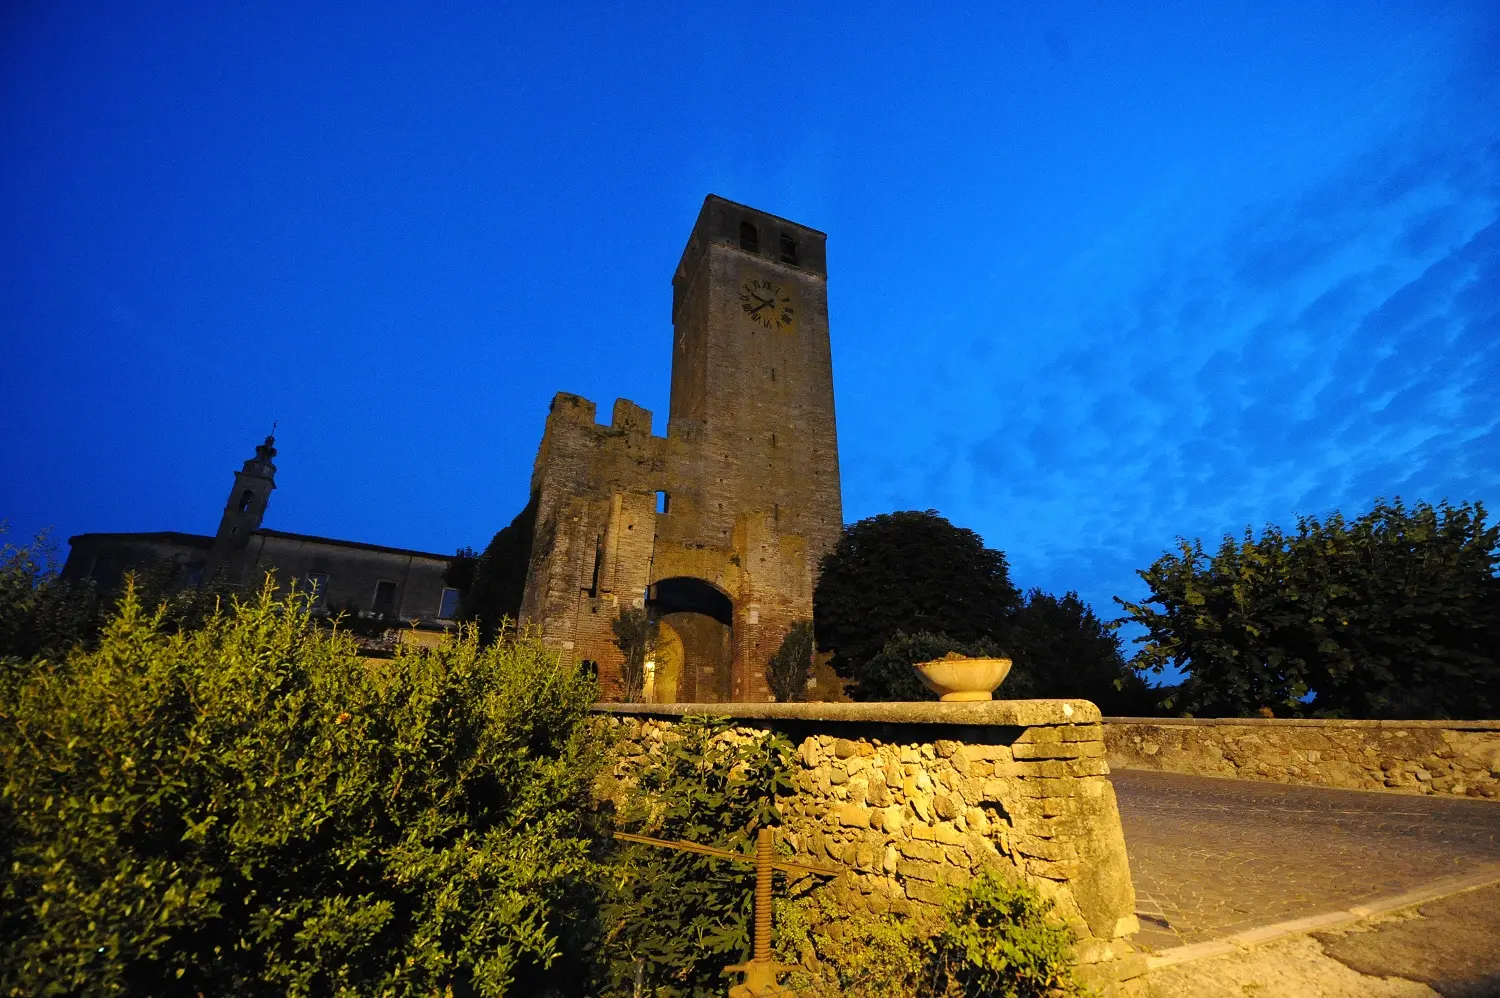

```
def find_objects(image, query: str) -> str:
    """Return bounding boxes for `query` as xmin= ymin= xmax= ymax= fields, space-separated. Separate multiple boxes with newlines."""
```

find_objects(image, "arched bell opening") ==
xmin=647 ymin=576 xmax=734 ymax=702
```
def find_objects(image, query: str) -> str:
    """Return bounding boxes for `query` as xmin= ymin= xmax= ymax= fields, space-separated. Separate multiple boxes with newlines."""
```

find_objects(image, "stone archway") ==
xmin=647 ymin=577 xmax=734 ymax=702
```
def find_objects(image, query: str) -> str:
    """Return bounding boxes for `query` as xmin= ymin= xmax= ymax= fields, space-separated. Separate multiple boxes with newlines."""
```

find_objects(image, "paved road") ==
xmin=1111 ymin=769 xmax=1500 ymax=952
xmin=1315 ymin=882 xmax=1500 ymax=997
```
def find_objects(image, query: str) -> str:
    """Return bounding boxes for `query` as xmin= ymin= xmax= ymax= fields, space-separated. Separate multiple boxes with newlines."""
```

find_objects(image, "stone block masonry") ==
xmin=1104 ymin=717 xmax=1500 ymax=799
xmin=518 ymin=196 xmax=842 ymax=704
xmin=596 ymin=700 xmax=1149 ymax=996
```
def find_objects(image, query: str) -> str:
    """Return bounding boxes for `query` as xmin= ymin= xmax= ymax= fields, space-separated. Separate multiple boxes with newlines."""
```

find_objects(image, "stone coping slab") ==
xmin=593 ymin=699 xmax=1101 ymax=726
xmin=1104 ymin=716 xmax=1500 ymax=731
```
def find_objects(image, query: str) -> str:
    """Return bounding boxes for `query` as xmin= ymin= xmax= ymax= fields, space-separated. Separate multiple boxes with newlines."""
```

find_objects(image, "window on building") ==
xmin=438 ymin=587 xmax=461 ymax=620
xmin=656 ymin=490 xmax=670 ymax=514
xmin=780 ymin=233 xmax=798 ymax=264
xmin=739 ymin=220 xmax=759 ymax=253
xmin=238 ymin=489 xmax=254 ymax=513
xmin=307 ymin=573 xmax=330 ymax=608
xmin=372 ymin=579 xmax=398 ymax=616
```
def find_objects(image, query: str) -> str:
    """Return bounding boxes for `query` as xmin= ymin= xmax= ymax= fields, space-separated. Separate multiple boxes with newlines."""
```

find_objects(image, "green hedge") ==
xmin=1 ymin=582 xmax=601 ymax=997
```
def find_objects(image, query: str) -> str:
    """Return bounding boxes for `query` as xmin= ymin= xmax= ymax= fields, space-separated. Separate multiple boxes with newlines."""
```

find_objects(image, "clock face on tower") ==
xmin=739 ymin=276 xmax=796 ymax=332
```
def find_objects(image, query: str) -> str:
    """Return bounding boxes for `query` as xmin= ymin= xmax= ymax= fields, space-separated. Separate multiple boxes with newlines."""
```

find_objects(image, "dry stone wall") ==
xmin=1104 ymin=717 xmax=1500 ymax=798
xmin=596 ymin=701 xmax=1148 ymax=996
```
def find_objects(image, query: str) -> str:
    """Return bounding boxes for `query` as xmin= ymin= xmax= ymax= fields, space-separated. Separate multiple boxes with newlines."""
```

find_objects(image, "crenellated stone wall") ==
xmin=1104 ymin=717 xmax=1500 ymax=798
xmin=519 ymin=196 xmax=843 ymax=704
xmin=595 ymin=700 xmax=1147 ymax=996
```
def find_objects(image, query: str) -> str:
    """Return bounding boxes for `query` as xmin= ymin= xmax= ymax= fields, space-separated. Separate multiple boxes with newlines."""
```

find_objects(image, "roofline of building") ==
xmin=68 ymin=531 xmax=213 ymax=546
xmin=251 ymin=529 xmax=455 ymax=561
xmin=68 ymin=529 xmax=455 ymax=562
xmin=703 ymin=193 xmax=828 ymax=237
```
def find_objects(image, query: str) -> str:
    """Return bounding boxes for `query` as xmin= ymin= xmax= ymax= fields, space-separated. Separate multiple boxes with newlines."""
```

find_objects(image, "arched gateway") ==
xmin=516 ymin=196 xmax=842 ymax=702
xmin=646 ymin=577 xmax=733 ymax=703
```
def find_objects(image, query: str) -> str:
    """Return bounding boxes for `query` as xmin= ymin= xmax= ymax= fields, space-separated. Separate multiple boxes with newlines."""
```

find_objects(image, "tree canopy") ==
xmin=813 ymin=511 xmax=1148 ymax=710
xmin=813 ymin=510 xmax=1021 ymax=681
xmin=1117 ymin=498 xmax=1500 ymax=718
xmin=851 ymin=630 xmax=1006 ymax=702
xmin=767 ymin=620 xmax=816 ymax=702
xmin=1009 ymin=589 xmax=1158 ymax=715
xmin=460 ymin=494 xmax=538 ymax=643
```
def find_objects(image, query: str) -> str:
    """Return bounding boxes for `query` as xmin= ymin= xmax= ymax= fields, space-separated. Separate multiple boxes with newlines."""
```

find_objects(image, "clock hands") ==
xmin=743 ymin=283 xmax=791 ymax=326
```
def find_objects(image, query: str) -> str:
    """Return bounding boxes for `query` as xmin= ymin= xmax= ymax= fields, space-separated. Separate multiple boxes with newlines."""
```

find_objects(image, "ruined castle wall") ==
xmin=520 ymin=389 xmax=830 ymax=701
xmin=1104 ymin=717 xmax=1500 ymax=799
xmin=519 ymin=394 xmax=667 ymax=694
xmin=596 ymin=701 xmax=1148 ymax=997
xmin=520 ymin=196 xmax=844 ymax=702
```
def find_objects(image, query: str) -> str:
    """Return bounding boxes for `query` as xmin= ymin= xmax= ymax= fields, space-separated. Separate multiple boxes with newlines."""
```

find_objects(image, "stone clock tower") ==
xmin=667 ymin=196 xmax=842 ymax=592
xmin=519 ymin=195 xmax=844 ymax=702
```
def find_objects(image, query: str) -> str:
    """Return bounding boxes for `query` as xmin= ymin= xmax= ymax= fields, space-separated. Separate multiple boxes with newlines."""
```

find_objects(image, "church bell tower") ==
xmin=204 ymin=434 xmax=277 ymax=584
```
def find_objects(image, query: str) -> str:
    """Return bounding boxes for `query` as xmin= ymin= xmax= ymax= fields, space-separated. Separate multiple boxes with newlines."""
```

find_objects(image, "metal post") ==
xmin=609 ymin=826 xmax=839 ymax=996
xmin=754 ymin=826 xmax=772 ymax=964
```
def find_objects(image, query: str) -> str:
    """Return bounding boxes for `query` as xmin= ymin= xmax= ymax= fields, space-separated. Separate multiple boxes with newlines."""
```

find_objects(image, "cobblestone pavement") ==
xmin=1111 ymin=769 xmax=1500 ymax=951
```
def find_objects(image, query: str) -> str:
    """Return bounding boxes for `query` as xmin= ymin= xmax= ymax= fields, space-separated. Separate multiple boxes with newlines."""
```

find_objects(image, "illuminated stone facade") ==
xmin=519 ymin=195 xmax=843 ymax=701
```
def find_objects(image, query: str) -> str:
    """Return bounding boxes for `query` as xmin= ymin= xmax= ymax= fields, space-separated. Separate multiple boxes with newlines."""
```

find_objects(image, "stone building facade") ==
xmin=63 ymin=435 xmax=461 ymax=630
xmin=519 ymin=195 xmax=843 ymax=702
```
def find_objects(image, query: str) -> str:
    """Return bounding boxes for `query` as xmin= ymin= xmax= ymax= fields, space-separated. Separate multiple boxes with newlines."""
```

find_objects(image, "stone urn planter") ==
xmin=912 ymin=653 xmax=1013 ymax=701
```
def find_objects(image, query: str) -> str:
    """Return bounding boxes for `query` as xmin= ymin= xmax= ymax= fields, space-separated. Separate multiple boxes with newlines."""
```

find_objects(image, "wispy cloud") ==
xmin=860 ymin=108 xmax=1500 ymax=628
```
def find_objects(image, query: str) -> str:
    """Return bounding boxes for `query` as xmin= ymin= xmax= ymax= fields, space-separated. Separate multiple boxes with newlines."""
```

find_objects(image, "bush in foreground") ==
xmin=1 ymin=582 xmax=601 ymax=997
xmin=777 ymin=869 xmax=1084 ymax=997
xmin=0 ymin=526 xmax=105 ymax=667
xmin=597 ymin=717 xmax=797 ymax=997
xmin=601 ymin=717 xmax=1084 ymax=998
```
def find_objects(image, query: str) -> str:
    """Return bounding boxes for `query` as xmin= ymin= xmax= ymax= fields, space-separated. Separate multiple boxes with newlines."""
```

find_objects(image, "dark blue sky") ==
xmin=4 ymin=3 xmax=1498 ymax=648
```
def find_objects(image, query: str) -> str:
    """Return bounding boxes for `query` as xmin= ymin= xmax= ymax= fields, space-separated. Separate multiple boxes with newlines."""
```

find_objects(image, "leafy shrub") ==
xmin=933 ymin=870 xmax=1084 ymax=997
xmin=768 ymin=620 xmax=815 ymax=702
xmin=854 ymin=631 xmax=1007 ymax=702
xmin=0 ymin=527 xmax=105 ymax=667
xmin=1 ymin=581 xmax=602 ymax=997
xmin=610 ymin=606 xmax=655 ymax=702
xmin=776 ymin=871 xmax=1084 ymax=998
xmin=1119 ymin=497 xmax=1500 ymax=718
xmin=775 ymin=890 xmax=938 ymax=997
xmin=1 ymin=526 xmax=241 ymax=671
xmin=596 ymin=716 xmax=798 ymax=997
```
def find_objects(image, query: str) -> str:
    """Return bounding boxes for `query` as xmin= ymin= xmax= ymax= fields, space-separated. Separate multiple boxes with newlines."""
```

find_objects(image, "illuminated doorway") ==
xmin=645 ymin=620 xmax=684 ymax=703
xmin=647 ymin=577 xmax=734 ymax=702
